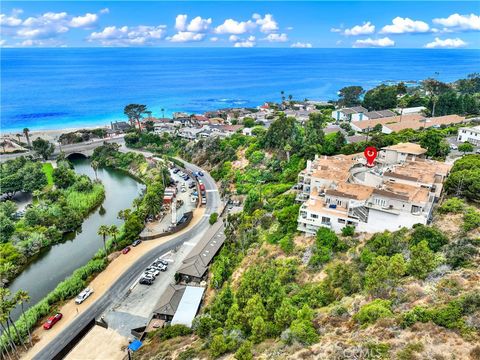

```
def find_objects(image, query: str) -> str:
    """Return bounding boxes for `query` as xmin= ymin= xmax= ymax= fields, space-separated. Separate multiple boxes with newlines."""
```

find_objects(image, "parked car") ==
xmin=75 ymin=287 xmax=94 ymax=304
xmin=153 ymin=263 xmax=167 ymax=271
xmin=156 ymin=258 xmax=168 ymax=266
xmin=139 ymin=278 xmax=153 ymax=285
xmin=476 ymin=149 xmax=480 ymax=154
xmin=43 ymin=313 xmax=63 ymax=330
xmin=450 ymin=144 xmax=458 ymax=150
xmin=198 ymin=171 xmax=204 ymax=176
xmin=142 ymin=274 xmax=155 ymax=281
xmin=191 ymin=196 xmax=197 ymax=203
xmin=202 ymin=197 xmax=207 ymax=205
xmin=189 ymin=182 xmax=196 ymax=189
xmin=172 ymin=168 xmax=180 ymax=174
xmin=181 ymin=186 xmax=187 ymax=193
xmin=122 ymin=246 xmax=131 ymax=254
xmin=132 ymin=240 xmax=142 ymax=247
xmin=145 ymin=268 xmax=160 ymax=276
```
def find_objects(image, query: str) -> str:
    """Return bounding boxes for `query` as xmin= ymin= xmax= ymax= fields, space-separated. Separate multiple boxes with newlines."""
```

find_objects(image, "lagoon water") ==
xmin=7 ymin=157 xmax=143 ymax=321
xmin=2 ymin=48 xmax=479 ymax=131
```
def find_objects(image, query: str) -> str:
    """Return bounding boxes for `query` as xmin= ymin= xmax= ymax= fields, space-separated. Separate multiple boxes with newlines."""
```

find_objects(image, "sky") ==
xmin=1 ymin=1 xmax=479 ymax=48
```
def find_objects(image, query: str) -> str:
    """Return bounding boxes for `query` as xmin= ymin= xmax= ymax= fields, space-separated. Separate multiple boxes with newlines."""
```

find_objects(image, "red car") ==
xmin=122 ymin=246 xmax=131 ymax=254
xmin=43 ymin=313 xmax=62 ymax=330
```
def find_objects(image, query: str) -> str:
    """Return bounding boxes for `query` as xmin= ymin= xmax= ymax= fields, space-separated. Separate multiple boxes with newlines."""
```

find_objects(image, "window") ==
xmin=311 ymin=214 xmax=319 ymax=219
xmin=326 ymin=198 xmax=331 ymax=204
xmin=336 ymin=199 xmax=342 ymax=206
xmin=374 ymin=198 xmax=387 ymax=207
xmin=321 ymin=216 xmax=330 ymax=224
xmin=338 ymin=219 xmax=346 ymax=224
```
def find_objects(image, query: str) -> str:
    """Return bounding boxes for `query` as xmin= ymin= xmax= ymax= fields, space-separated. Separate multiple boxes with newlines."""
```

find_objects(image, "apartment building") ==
xmin=457 ymin=125 xmax=480 ymax=146
xmin=297 ymin=143 xmax=451 ymax=234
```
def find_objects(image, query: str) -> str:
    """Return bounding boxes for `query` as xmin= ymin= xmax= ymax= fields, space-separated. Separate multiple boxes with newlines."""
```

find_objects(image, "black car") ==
xmin=132 ymin=240 xmax=142 ymax=247
xmin=172 ymin=168 xmax=180 ymax=174
xmin=156 ymin=259 xmax=168 ymax=266
xmin=139 ymin=278 xmax=153 ymax=285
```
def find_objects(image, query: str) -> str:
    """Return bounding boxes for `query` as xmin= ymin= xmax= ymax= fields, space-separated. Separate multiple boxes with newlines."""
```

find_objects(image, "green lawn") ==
xmin=42 ymin=163 xmax=54 ymax=186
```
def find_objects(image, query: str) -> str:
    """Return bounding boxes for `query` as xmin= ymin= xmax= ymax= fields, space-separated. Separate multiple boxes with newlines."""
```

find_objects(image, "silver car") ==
xmin=75 ymin=287 xmax=94 ymax=304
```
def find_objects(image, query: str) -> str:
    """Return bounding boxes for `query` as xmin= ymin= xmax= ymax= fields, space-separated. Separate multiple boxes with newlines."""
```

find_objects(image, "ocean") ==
xmin=1 ymin=48 xmax=479 ymax=132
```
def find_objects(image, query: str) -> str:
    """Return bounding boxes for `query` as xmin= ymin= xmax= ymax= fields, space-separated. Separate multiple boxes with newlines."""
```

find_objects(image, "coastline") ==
xmin=2 ymin=124 xmax=110 ymax=142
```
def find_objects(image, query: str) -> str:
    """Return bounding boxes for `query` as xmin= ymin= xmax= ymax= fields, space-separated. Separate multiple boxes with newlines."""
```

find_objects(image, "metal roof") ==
xmin=171 ymin=286 xmax=205 ymax=328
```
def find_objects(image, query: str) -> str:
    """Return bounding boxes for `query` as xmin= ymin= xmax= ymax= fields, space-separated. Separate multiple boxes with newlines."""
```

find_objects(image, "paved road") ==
xmin=32 ymin=156 xmax=220 ymax=360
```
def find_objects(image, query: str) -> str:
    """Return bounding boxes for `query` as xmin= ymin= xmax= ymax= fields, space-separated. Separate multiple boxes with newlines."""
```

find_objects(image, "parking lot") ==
xmin=100 ymin=225 xmax=207 ymax=338
xmin=141 ymin=168 xmax=200 ymax=236
xmin=446 ymin=136 xmax=480 ymax=162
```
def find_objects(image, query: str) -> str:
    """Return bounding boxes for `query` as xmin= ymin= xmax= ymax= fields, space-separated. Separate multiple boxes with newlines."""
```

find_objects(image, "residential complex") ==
xmin=296 ymin=143 xmax=451 ymax=234
xmin=457 ymin=125 xmax=480 ymax=146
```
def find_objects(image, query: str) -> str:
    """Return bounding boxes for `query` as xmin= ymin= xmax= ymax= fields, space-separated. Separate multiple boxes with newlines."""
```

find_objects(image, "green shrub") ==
xmin=209 ymin=212 xmax=219 ymax=225
xmin=463 ymin=207 xmax=480 ymax=232
xmin=396 ymin=342 xmax=424 ymax=360
xmin=354 ymin=299 xmax=393 ymax=325
xmin=444 ymin=238 xmax=479 ymax=268
xmin=401 ymin=306 xmax=432 ymax=328
xmin=341 ymin=225 xmax=355 ymax=236
xmin=157 ymin=324 xmax=192 ymax=340
xmin=410 ymin=225 xmax=448 ymax=252
xmin=437 ymin=198 xmax=465 ymax=214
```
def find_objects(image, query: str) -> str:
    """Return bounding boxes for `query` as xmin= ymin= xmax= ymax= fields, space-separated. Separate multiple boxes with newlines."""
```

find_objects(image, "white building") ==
xmin=296 ymin=143 xmax=451 ymax=235
xmin=457 ymin=125 xmax=480 ymax=146
xmin=331 ymin=106 xmax=368 ymax=122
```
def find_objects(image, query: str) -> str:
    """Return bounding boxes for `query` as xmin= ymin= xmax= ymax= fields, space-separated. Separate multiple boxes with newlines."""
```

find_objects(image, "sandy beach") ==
xmin=2 ymin=125 xmax=111 ymax=143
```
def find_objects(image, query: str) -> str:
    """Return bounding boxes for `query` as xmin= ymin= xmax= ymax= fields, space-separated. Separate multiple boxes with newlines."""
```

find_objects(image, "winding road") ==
xmin=30 ymin=151 xmax=221 ymax=360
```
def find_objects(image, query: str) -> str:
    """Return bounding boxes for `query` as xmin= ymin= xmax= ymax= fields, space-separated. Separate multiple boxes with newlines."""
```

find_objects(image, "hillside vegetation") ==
xmin=133 ymin=116 xmax=480 ymax=359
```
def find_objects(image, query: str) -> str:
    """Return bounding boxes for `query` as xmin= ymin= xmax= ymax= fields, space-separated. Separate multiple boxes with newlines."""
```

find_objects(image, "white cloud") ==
xmin=286 ymin=26 xmax=294 ymax=31
xmin=290 ymin=42 xmax=312 ymax=48
xmin=186 ymin=16 xmax=212 ymax=32
xmin=175 ymin=14 xmax=211 ymax=32
xmin=353 ymin=37 xmax=395 ymax=48
xmin=330 ymin=27 xmax=342 ymax=33
xmin=0 ymin=13 xmax=23 ymax=27
xmin=69 ymin=13 xmax=98 ymax=28
xmin=210 ymin=37 xmax=219 ymax=42
xmin=253 ymin=13 xmax=278 ymax=33
xmin=344 ymin=22 xmax=375 ymax=36
xmin=175 ymin=14 xmax=188 ymax=31
xmin=0 ymin=39 xmax=6 ymax=46
xmin=229 ymin=35 xmax=239 ymax=42
xmin=168 ymin=31 xmax=205 ymax=43
xmin=215 ymin=18 xmax=255 ymax=34
xmin=1 ymin=9 xmax=108 ymax=44
xmin=381 ymin=17 xmax=430 ymax=34
xmin=263 ymin=33 xmax=288 ymax=42
xmin=89 ymin=25 xmax=167 ymax=46
xmin=424 ymin=37 xmax=467 ymax=48
xmin=234 ymin=35 xmax=255 ymax=47
xmin=433 ymin=13 xmax=480 ymax=31
xmin=99 ymin=8 xmax=110 ymax=15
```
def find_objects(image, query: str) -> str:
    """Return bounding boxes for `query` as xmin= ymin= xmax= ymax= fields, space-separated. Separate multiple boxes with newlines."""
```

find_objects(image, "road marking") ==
xmin=206 ymin=189 xmax=218 ymax=192
xmin=183 ymin=242 xmax=196 ymax=247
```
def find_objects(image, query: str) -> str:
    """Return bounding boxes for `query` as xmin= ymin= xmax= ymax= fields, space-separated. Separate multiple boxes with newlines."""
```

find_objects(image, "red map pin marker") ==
xmin=364 ymin=146 xmax=378 ymax=167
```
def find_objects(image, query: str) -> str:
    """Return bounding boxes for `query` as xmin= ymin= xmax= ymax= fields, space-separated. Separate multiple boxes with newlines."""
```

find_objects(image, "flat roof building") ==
xmin=171 ymin=286 xmax=205 ymax=328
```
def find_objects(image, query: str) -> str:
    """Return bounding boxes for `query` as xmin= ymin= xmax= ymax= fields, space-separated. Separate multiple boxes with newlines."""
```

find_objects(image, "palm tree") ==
xmin=109 ymin=225 xmax=119 ymax=250
xmin=91 ymin=160 xmax=99 ymax=180
xmin=0 ymin=288 xmax=20 ymax=356
xmin=132 ymin=198 xmax=142 ymax=212
xmin=15 ymin=290 xmax=32 ymax=347
xmin=280 ymin=90 xmax=285 ymax=103
xmin=15 ymin=134 xmax=21 ymax=144
xmin=22 ymin=128 xmax=31 ymax=148
xmin=97 ymin=225 xmax=110 ymax=258
xmin=117 ymin=209 xmax=132 ymax=221
xmin=284 ymin=143 xmax=292 ymax=162
xmin=0 ymin=262 xmax=15 ymax=286
xmin=0 ymin=141 xmax=7 ymax=154
xmin=161 ymin=108 xmax=165 ymax=118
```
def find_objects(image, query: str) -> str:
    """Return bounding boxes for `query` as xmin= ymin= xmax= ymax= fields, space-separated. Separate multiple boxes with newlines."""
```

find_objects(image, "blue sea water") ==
xmin=1 ymin=48 xmax=479 ymax=132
